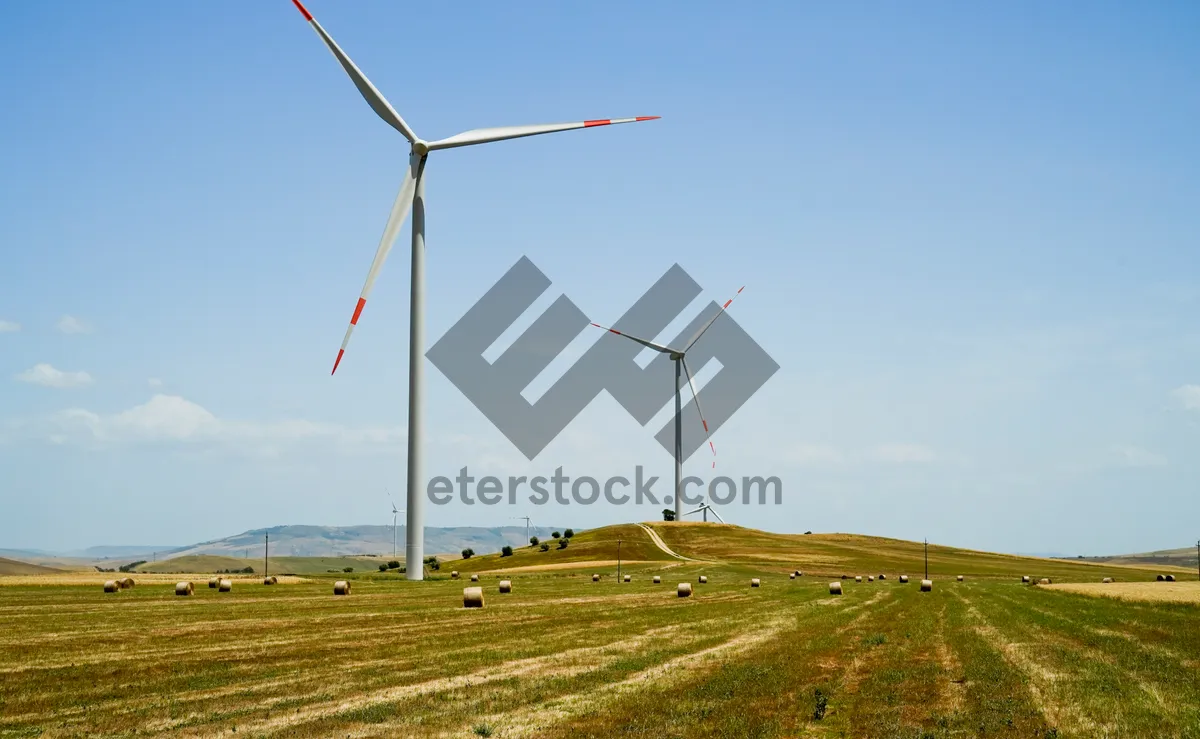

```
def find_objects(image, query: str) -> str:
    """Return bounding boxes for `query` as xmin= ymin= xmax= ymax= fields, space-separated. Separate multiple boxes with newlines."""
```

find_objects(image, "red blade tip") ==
xmin=292 ymin=0 xmax=313 ymax=21
xmin=636 ymin=116 xmax=661 ymax=121
xmin=331 ymin=348 xmax=345 ymax=375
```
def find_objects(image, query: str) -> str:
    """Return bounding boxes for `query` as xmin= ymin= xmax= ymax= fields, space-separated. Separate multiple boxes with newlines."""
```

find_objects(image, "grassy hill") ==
xmin=644 ymin=522 xmax=1185 ymax=581
xmin=1079 ymin=545 xmax=1199 ymax=571
xmin=0 ymin=557 xmax=62 ymax=576
xmin=444 ymin=524 xmax=677 ymax=573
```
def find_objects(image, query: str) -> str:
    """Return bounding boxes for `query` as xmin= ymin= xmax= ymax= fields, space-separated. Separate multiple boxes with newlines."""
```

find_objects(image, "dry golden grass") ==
xmin=1043 ymin=581 xmax=1200 ymax=604
xmin=475 ymin=559 xmax=656 ymax=574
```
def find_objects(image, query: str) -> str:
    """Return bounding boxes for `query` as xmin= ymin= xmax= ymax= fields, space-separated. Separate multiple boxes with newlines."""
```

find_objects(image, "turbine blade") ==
xmin=681 ymin=356 xmax=717 ymax=469
xmin=427 ymin=116 xmax=660 ymax=151
xmin=589 ymin=322 xmax=674 ymax=354
xmin=710 ymin=507 xmax=726 ymax=524
xmin=332 ymin=153 xmax=424 ymax=374
xmin=291 ymin=0 xmax=417 ymax=142
xmin=682 ymin=286 xmax=745 ymax=352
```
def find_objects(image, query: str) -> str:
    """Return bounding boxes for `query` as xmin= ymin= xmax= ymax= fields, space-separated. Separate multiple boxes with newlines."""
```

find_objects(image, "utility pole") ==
xmin=265 ymin=532 xmax=269 ymax=579
xmin=617 ymin=538 xmax=622 ymax=582
xmin=1195 ymin=540 xmax=1199 ymax=582
xmin=924 ymin=538 xmax=929 ymax=581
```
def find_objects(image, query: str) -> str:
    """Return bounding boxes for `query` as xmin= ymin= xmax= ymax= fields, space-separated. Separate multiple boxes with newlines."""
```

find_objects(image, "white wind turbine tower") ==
xmin=591 ymin=286 xmax=745 ymax=521
xmin=290 ymin=1 xmax=659 ymax=580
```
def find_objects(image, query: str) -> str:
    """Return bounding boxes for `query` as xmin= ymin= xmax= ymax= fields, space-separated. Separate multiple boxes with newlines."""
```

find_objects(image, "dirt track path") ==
xmin=635 ymin=523 xmax=708 ymax=562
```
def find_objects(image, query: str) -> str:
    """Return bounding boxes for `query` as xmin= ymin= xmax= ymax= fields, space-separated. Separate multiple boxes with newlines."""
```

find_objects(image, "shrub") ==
xmin=551 ymin=531 xmax=560 ymax=539
xmin=387 ymin=560 xmax=401 ymax=570
xmin=662 ymin=509 xmax=676 ymax=521
xmin=472 ymin=724 xmax=494 ymax=738
xmin=119 ymin=560 xmax=147 ymax=573
xmin=558 ymin=538 xmax=569 ymax=550
xmin=462 ymin=548 xmax=474 ymax=560
xmin=812 ymin=689 xmax=827 ymax=720
xmin=378 ymin=564 xmax=388 ymax=572
xmin=540 ymin=543 xmax=550 ymax=552
xmin=529 ymin=536 xmax=539 ymax=547
xmin=343 ymin=567 xmax=354 ymax=573
xmin=501 ymin=546 xmax=513 ymax=557
xmin=563 ymin=528 xmax=574 ymax=538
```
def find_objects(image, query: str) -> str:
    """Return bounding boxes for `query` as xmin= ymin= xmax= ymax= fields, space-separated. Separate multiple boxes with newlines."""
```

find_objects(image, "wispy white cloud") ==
xmin=56 ymin=315 xmax=91 ymax=335
xmin=15 ymin=363 xmax=94 ymax=389
xmin=1110 ymin=445 xmax=1167 ymax=468
xmin=41 ymin=394 xmax=404 ymax=455
xmin=785 ymin=443 xmax=845 ymax=466
xmin=1172 ymin=385 xmax=1200 ymax=411
xmin=869 ymin=443 xmax=937 ymax=464
xmin=0 ymin=320 xmax=19 ymax=333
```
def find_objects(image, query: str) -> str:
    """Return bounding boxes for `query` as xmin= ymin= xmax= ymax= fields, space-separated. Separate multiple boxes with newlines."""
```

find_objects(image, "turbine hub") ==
xmin=670 ymin=351 xmax=684 ymax=361
xmin=412 ymin=140 xmax=430 ymax=156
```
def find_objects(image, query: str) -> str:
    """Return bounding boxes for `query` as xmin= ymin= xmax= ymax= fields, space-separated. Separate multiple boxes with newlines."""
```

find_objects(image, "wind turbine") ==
xmin=289 ymin=1 xmax=659 ymax=580
xmin=591 ymin=286 xmax=745 ymax=520
xmin=514 ymin=516 xmax=533 ymax=542
xmin=390 ymin=500 xmax=405 ymax=559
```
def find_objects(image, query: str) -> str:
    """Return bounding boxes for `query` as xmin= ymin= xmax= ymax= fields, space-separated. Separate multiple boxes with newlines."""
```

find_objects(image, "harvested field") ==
xmin=1043 ymin=581 xmax=1200 ymax=604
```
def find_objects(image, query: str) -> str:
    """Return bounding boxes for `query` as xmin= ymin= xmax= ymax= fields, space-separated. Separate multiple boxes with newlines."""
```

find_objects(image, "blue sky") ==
xmin=1 ymin=2 xmax=1197 ymax=555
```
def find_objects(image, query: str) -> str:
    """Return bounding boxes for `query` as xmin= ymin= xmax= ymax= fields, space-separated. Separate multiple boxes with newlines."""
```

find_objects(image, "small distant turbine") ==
xmin=591 ymin=286 xmax=745 ymax=520
xmin=390 ymin=500 xmax=406 ymax=559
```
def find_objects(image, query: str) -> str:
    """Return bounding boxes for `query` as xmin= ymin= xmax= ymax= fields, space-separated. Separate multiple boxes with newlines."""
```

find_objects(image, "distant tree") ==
xmin=804 ymin=531 xmax=812 ymax=535
xmin=462 ymin=548 xmax=475 ymax=560
xmin=387 ymin=560 xmax=401 ymax=569
xmin=539 ymin=543 xmax=550 ymax=552
xmin=557 ymin=538 xmax=569 ymax=550
xmin=242 ymin=566 xmax=254 ymax=574
xmin=343 ymin=567 xmax=354 ymax=573
xmin=662 ymin=509 xmax=676 ymax=522
xmin=119 ymin=560 xmax=147 ymax=573
xmin=501 ymin=546 xmax=514 ymax=557
xmin=563 ymin=529 xmax=574 ymax=539
xmin=529 ymin=536 xmax=539 ymax=547
xmin=552 ymin=531 xmax=561 ymax=539
xmin=378 ymin=563 xmax=388 ymax=572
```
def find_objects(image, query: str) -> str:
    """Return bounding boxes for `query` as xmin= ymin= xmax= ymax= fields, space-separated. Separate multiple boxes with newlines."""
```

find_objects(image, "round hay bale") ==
xmin=175 ymin=581 xmax=194 ymax=596
xmin=751 ymin=578 xmax=761 ymax=588
xmin=471 ymin=574 xmax=480 ymax=583
xmin=463 ymin=586 xmax=484 ymax=608
xmin=789 ymin=573 xmax=796 ymax=579
xmin=698 ymin=575 xmax=708 ymax=584
xmin=208 ymin=577 xmax=220 ymax=589
xmin=334 ymin=581 xmax=352 ymax=595
xmin=840 ymin=574 xmax=849 ymax=580
xmin=451 ymin=571 xmax=459 ymax=579
xmin=1038 ymin=578 xmax=1051 ymax=585
xmin=103 ymin=580 xmax=120 ymax=593
xmin=263 ymin=576 xmax=278 ymax=586
xmin=795 ymin=570 xmax=803 ymax=577
xmin=957 ymin=575 xmax=964 ymax=582
xmin=920 ymin=579 xmax=933 ymax=592
xmin=623 ymin=574 xmax=631 ymax=583
xmin=1166 ymin=574 xmax=1176 ymax=582
xmin=218 ymin=579 xmax=233 ymax=592
xmin=868 ymin=576 xmax=874 ymax=582
xmin=829 ymin=581 xmax=842 ymax=595
xmin=119 ymin=578 xmax=135 ymax=590
xmin=1157 ymin=574 xmax=1165 ymax=581
xmin=592 ymin=574 xmax=600 ymax=582
xmin=498 ymin=580 xmax=512 ymax=594
xmin=677 ymin=582 xmax=693 ymax=598
xmin=653 ymin=575 xmax=661 ymax=584
xmin=1102 ymin=577 xmax=1113 ymax=583
xmin=855 ymin=576 xmax=862 ymax=583
xmin=1022 ymin=575 xmax=1031 ymax=583
xmin=899 ymin=575 xmax=909 ymax=583
xmin=878 ymin=574 xmax=886 ymax=580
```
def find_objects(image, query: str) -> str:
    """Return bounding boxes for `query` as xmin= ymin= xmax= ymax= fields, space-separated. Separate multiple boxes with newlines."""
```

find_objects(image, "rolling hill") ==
xmin=0 ymin=557 xmax=62 ymax=576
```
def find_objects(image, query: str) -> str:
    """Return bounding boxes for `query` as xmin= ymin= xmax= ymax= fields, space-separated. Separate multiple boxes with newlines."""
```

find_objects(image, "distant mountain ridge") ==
xmin=0 ymin=525 xmax=570 ymax=565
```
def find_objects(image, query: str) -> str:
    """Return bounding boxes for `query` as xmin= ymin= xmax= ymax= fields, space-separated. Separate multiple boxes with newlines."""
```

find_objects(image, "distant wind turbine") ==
xmin=590 ymin=286 xmax=745 ymax=520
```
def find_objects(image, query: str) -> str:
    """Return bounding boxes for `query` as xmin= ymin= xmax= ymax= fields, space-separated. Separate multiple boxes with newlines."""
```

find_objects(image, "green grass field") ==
xmin=2 ymin=524 xmax=1197 ymax=738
